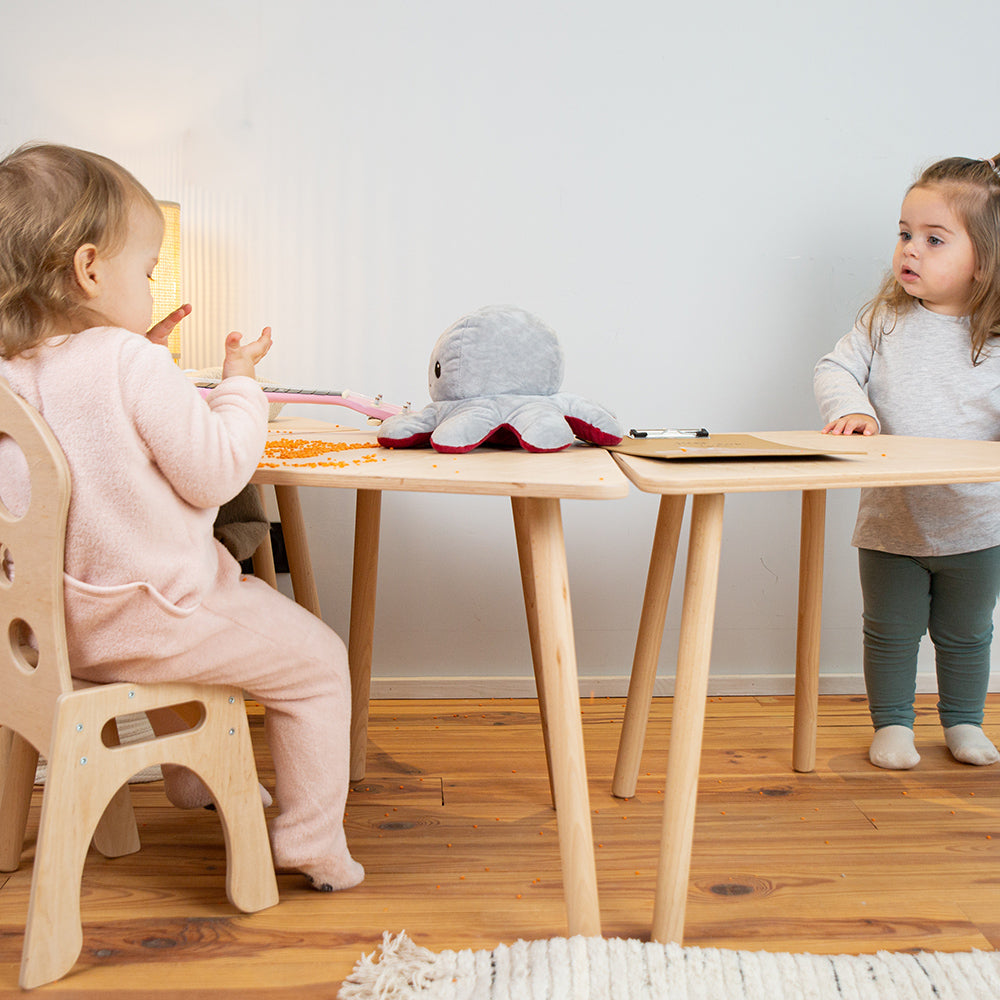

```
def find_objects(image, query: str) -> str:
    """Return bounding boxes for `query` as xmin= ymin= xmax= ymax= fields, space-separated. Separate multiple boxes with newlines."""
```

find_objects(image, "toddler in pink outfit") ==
xmin=0 ymin=142 xmax=363 ymax=893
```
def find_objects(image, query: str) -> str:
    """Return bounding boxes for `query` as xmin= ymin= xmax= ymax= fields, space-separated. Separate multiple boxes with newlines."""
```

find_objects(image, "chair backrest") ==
xmin=0 ymin=377 xmax=76 ymax=755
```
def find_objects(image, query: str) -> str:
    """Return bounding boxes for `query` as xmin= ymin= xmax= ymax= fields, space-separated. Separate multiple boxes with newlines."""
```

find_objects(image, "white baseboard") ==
xmin=368 ymin=673 xmax=862 ymax=699
xmin=369 ymin=672 xmax=1000 ymax=700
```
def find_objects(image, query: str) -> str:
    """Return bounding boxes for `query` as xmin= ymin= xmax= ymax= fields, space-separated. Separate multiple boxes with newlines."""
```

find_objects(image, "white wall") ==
xmin=4 ymin=0 xmax=999 ymax=695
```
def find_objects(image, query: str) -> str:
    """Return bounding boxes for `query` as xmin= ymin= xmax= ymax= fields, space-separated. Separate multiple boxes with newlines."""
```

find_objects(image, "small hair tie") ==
xmin=986 ymin=157 xmax=1000 ymax=182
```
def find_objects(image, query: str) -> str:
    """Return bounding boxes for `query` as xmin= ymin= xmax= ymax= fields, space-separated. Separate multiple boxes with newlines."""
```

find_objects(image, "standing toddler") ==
xmin=815 ymin=153 xmax=1000 ymax=770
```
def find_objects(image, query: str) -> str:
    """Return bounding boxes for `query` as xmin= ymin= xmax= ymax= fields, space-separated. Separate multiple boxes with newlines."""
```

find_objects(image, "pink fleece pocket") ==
xmin=62 ymin=575 xmax=200 ymax=679
xmin=64 ymin=575 xmax=198 ymax=617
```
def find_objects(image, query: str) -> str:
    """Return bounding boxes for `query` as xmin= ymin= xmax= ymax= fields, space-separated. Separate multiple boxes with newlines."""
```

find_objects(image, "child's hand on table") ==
xmin=822 ymin=413 xmax=879 ymax=436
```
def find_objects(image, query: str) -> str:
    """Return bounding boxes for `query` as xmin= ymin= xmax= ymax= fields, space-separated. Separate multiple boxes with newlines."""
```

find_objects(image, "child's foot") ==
xmin=869 ymin=725 xmax=920 ymax=769
xmin=301 ymin=857 xmax=365 ymax=893
xmin=202 ymin=781 xmax=273 ymax=812
xmin=164 ymin=767 xmax=273 ymax=809
xmin=944 ymin=724 xmax=1000 ymax=766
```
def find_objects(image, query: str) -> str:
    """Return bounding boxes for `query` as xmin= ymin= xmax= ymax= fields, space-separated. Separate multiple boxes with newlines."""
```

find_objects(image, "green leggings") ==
xmin=859 ymin=545 xmax=1000 ymax=730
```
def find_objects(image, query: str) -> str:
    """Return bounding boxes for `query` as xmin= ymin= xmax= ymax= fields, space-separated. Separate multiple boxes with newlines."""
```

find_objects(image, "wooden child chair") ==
xmin=0 ymin=378 xmax=279 ymax=989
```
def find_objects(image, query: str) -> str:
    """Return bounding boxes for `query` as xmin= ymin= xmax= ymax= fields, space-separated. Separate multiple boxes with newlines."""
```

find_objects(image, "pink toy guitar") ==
xmin=194 ymin=380 xmax=406 ymax=421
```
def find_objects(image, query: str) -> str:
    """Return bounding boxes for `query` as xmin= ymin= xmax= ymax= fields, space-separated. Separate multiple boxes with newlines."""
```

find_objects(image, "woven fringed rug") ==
xmin=338 ymin=931 xmax=1000 ymax=1000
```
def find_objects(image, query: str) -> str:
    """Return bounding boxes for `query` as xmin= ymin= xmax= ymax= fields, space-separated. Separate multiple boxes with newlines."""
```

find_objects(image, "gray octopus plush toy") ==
xmin=377 ymin=305 xmax=623 ymax=453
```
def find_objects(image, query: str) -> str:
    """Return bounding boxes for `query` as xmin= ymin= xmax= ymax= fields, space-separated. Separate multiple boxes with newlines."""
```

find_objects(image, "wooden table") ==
xmin=251 ymin=421 xmax=629 ymax=936
xmin=608 ymin=430 xmax=1000 ymax=943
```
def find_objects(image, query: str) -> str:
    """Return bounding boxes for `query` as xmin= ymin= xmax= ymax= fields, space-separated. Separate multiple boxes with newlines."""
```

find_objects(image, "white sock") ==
xmin=869 ymin=725 xmax=920 ymax=769
xmin=944 ymin=724 xmax=1000 ymax=766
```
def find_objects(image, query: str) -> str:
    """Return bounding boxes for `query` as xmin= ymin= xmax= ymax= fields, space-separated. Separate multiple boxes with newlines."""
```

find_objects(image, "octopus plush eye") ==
xmin=434 ymin=361 xmax=441 ymax=378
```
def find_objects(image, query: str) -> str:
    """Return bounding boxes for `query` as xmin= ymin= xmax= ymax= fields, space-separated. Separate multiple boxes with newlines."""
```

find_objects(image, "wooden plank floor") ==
xmin=2 ymin=693 xmax=999 ymax=996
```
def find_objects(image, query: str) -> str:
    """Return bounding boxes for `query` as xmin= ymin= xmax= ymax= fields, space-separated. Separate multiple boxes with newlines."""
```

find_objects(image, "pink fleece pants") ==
xmin=63 ymin=542 xmax=363 ymax=891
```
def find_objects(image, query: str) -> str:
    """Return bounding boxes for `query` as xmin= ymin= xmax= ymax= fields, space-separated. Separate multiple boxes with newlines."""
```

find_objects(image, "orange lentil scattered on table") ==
xmin=263 ymin=438 xmax=378 ymax=459
xmin=257 ymin=440 xmax=385 ymax=469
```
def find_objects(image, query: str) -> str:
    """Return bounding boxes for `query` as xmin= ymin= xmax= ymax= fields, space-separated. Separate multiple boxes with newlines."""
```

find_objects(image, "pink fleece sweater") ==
xmin=0 ymin=327 xmax=268 ymax=608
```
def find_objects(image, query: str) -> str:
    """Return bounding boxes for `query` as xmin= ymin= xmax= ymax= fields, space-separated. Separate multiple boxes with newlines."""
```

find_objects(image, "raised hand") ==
xmin=146 ymin=303 xmax=193 ymax=346
xmin=222 ymin=327 xmax=273 ymax=380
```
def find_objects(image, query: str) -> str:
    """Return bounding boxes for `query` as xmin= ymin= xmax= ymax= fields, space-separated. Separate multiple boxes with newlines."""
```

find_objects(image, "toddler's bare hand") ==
xmin=222 ymin=327 xmax=273 ymax=380
xmin=821 ymin=414 xmax=878 ymax=436
xmin=146 ymin=303 xmax=192 ymax=346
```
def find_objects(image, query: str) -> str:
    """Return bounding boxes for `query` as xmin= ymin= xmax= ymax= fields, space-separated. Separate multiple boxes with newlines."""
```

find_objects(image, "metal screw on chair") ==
xmin=128 ymin=690 xmax=135 ymax=698
xmin=79 ymin=757 xmax=87 ymax=766
xmin=228 ymin=728 xmax=236 ymax=736
xmin=229 ymin=696 xmax=235 ymax=704
xmin=76 ymin=723 xmax=83 ymax=731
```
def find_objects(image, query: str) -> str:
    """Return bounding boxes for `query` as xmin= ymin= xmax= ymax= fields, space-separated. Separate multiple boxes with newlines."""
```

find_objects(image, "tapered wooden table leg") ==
xmin=273 ymin=485 xmax=322 ymax=617
xmin=349 ymin=489 xmax=381 ymax=783
xmin=613 ymin=494 xmax=686 ymax=799
xmin=793 ymin=489 xmax=827 ymax=773
xmin=651 ymin=492 xmax=725 ymax=944
xmin=511 ymin=496 xmax=601 ymax=937
xmin=513 ymin=503 xmax=556 ymax=808
xmin=250 ymin=484 xmax=278 ymax=588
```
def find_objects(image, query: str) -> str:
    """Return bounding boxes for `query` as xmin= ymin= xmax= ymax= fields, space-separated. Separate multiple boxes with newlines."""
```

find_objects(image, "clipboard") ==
xmin=607 ymin=433 xmax=858 ymax=461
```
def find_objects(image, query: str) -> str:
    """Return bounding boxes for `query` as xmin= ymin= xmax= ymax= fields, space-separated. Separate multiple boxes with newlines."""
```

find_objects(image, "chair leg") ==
xmin=20 ymin=699 xmax=152 ymax=987
xmin=91 ymin=783 xmax=140 ymax=858
xmin=185 ymin=690 xmax=278 ymax=913
xmin=90 ymin=717 xmax=140 ymax=858
xmin=0 ymin=731 xmax=38 ymax=873
xmin=19 ymin=749 xmax=95 ymax=988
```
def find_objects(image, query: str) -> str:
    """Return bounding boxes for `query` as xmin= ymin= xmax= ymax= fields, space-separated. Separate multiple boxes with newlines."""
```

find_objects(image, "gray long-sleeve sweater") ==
xmin=814 ymin=303 xmax=1000 ymax=556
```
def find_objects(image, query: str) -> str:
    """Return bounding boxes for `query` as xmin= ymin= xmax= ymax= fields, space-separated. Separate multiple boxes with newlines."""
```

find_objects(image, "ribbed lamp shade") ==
xmin=152 ymin=201 xmax=182 ymax=362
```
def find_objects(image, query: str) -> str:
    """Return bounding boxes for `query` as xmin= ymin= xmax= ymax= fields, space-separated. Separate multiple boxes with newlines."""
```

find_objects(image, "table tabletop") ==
xmin=253 ymin=420 xmax=629 ymax=498
xmin=611 ymin=430 xmax=1000 ymax=494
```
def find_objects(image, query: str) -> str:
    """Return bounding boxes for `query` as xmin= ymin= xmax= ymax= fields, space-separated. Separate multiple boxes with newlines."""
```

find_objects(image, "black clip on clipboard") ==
xmin=629 ymin=427 xmax=709 ymax=439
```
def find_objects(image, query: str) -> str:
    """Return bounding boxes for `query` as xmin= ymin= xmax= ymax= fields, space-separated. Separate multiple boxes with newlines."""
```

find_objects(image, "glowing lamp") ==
xmin=151 ymin=201 xmax=182 ymax=362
